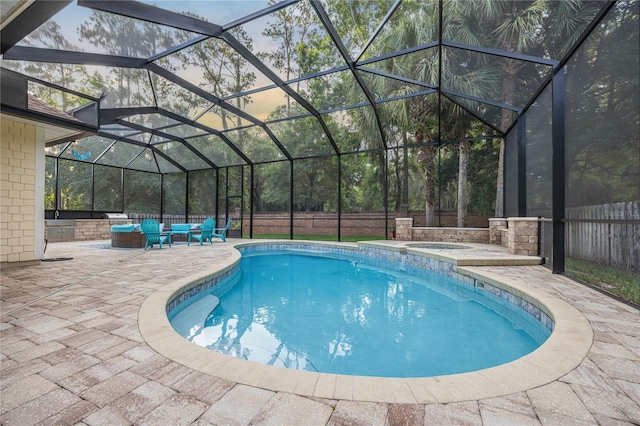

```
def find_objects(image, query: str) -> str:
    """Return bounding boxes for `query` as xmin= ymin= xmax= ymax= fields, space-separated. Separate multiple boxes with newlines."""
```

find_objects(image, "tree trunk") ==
xmin=394 ymin=149 xmax=402 ymax=211
xmin=401 ymin=133 xmax=409 ymax=216
xmin=457 ymin=141 xmax=468 ymax=227
xmin=418 ymin=141 xmax=436 ymax=226
xmin=378 ymin=151 xmax=386 ymax=211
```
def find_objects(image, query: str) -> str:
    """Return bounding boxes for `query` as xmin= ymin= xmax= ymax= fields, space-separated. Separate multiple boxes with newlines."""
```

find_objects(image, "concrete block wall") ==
xmin=1 ymin=117 xmax=45 ymax=265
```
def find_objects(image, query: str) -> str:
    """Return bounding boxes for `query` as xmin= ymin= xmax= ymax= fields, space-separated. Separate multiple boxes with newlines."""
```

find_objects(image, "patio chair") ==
xmin=188 ymin=217 xmax=215 ymax=246
xmin=141 ymin=218 xmax=171 ymax=250
xmin=212 ymin=218 xmax=231 ymax=242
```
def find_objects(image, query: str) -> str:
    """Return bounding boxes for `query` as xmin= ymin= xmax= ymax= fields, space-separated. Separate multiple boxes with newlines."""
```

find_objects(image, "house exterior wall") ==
xmin=1 ymin=117 xmax=45 ymax=266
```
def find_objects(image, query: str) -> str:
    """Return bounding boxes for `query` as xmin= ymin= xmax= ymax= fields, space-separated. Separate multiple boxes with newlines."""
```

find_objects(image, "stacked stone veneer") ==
xmin=395 ymin=218 xmax=490 ymax=244
xmin=506 ymin=217 xmax=539 ymax=256
xmin=489 ymin=218 xmax=507 ymax=246
xmin=395 ymin=218 xmax=414 ymax=240
xmin=412 ymin=227 xmax=490 ymax=243
xmin=76 ymin=219 xmax=130 ymax=240
xmin=1 ymin=117 xmax=44 ymax=266
xmin=396 ymin=216 xmax=539 ymax=256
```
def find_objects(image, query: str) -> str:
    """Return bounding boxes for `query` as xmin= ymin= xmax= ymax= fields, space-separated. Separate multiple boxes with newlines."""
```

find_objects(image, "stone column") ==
xmin=395 ymin=218 xmax=413 ymax=241
xmin=488 ymin=218 xmax=507 ymax=245
xmin=506 ymin=217 xmax=539 ymax=256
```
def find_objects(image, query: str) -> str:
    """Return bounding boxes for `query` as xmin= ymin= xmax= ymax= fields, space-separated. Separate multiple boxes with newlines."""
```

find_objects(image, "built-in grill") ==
xmin=104 ymin=213 xmax=128 ymax=220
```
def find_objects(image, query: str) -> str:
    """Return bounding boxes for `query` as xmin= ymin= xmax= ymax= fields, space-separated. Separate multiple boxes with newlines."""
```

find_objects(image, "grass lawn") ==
xmin=566 ymin=258 xmax=640 ymax=306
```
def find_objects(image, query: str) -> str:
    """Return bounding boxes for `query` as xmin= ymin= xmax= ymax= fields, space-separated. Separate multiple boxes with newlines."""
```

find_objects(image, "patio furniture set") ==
xmin=110 ymin=218 xmax=231 ymax=249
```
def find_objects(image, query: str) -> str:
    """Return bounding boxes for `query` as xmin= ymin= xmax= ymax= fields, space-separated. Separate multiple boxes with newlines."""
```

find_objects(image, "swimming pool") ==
xmin=168 ymin=244 xmax=552 ymax=378
xmin=140 ymin=240 xmax=592 ymax=402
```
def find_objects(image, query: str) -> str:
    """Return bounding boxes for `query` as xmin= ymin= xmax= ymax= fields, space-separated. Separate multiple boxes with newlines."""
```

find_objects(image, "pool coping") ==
xmin=138 ymin=240 xmax=593 ymax=404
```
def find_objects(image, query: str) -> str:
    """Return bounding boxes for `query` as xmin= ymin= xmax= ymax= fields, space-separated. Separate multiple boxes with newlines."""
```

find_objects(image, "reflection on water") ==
xmin=193 ymin=316 xmax=313 ymax=370
xmin=171 ymin=252 xmax=548 ymax=377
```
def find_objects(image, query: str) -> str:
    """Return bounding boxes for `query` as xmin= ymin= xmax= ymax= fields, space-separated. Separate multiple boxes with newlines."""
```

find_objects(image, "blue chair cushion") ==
xmin=111 ymin=224 xmax=135 ymax=232
xmin=171 ymin=223 xmax=193 ymax=233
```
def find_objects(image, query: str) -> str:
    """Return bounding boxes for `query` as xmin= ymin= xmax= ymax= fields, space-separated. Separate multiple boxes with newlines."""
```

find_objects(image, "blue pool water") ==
xmin=169 ymin=249 xmax=551 ymax=378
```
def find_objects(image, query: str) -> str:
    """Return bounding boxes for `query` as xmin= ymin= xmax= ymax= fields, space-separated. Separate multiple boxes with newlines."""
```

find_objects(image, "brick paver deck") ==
xmin=1 ymin=240 xmax=638 ymax=425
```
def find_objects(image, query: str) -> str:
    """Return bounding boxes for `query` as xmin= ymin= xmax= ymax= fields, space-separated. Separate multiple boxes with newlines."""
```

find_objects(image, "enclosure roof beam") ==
xmin=441 ymin=93 xmax=504 ymax=136
xmin=224 ymin=0 xmax=301 ymax=31
xmin=355 ymin=0 xmax=403 ymax=63
xmin=1 ymin=67 xmax=100 ymax=102
xmin=77 ymin=0 xmax=224 ymax=37
xmin=75 ymin=0 xmax=311 ymax=160
xmin=146 ymin=64 xmax=260 ymax=126
xmin=357 ymin=42 xmax=440 ymax=67
xmin=100 ymin=106 xmax=253 ymax=165
xmin=442 ymin=41 xmax=559 ymax=67
xmin=3 ymin=46 xmax=148 ymax=68
xmin=442 ymin=89 xmax=521 ymax=113
xmin=219 ymin=32 xmax=341 ymax=156
xmin=372 ymin=89 xmax=439 ymax=106
xmin=147 ymin=64 xmax=289 ymax=161
xmin=101 ymin=131 xmax=188 ymax=173
xmin=114 ymin=120 xmax=220 ymax=169
xmin=504 ymin=1 xmax=617 ymax=137
xmin=1 ymin=0 xmax=71 ymax=55
xmin=91 ymin=138 xmax=118 ymax=164
xmin=219 ymin=37 xmax=314 ymax=118
xmin=557 ymin=1 xmax=616 ymax=69
xmin=100 ymin=107 xmax=159 ymax=123
xmin=357 ymin=67 xmax=438 ymax=90
xmin=148 ymin=35 xmax=208 ymax=63
xmin=282 ymin=65 xmax=350 ymax=87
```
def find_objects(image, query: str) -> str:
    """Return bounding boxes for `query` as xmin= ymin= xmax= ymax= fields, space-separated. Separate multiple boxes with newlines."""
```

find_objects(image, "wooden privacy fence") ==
xmin=565 ymin=201 xmax=640 ymax=272
xmin=128 ymin=211 xmax=491 ymax=238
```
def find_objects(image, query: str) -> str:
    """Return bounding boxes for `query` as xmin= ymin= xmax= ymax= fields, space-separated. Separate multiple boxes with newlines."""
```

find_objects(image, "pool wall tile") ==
xmin=168 ymin=242 xmax=554 ymax=340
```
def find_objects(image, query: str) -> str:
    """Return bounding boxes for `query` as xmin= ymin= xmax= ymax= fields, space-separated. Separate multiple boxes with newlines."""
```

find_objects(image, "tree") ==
xmin=172 ymin=23 xmax=256 ymax=130
xmin=346 ymin=1 xmax=497 ymax=225
xmin=447 ymin=0 xmax=604 ymax=216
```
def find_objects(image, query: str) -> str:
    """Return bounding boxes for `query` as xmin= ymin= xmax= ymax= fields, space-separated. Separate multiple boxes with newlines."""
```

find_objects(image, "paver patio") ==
xmin=1 ymin=240 xmax=638 ymax=425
